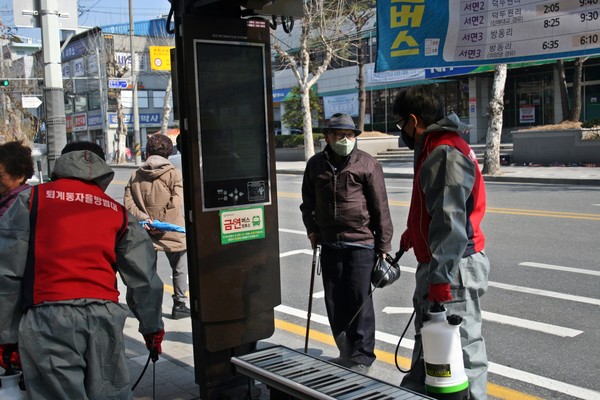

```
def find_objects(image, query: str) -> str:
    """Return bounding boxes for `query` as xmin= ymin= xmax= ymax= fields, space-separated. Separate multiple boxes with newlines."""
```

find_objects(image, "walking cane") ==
xmin=304 ymin=246 xmax=319 ymax=353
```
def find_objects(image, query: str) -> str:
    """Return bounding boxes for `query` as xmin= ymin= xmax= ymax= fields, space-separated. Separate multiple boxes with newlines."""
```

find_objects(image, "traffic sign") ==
xmin=22 ymin=96 xmax=42 ymax=109
xmin=108 ymin=79 xmax=129 ymax=89
xmin=13 ymin=0 xmax=78 ymax=30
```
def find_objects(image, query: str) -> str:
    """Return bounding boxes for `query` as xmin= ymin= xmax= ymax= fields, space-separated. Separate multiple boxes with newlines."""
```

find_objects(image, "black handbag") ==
xmin=371 ymin=250 xmax=403 ymax=288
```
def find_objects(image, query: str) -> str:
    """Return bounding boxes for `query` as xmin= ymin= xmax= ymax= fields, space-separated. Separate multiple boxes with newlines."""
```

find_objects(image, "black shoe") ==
xmin=348 ymin=363 xmax=371 ymax=374
xmin=171 ymin=303 xmax=191 ymax=319
xmin=327 ymin=357 xmax=353 ymax=368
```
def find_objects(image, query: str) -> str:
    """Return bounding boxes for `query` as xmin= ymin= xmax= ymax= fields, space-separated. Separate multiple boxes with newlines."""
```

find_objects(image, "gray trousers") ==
xmin=19 ymin=301 xmax=132 ymax=400
xmin=155 ymin=250 xmax=188 ymax=304
xmin=401 ymin=251 xmax=490 ymax=400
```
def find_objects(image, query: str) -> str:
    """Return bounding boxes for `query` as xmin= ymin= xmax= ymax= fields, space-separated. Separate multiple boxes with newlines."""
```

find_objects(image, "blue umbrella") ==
xmin=140 ymin=220 xmax=186 ymax=233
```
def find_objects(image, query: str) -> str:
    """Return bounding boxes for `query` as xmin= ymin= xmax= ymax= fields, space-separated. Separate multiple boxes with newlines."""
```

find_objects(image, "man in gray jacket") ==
xmin=300 ymin=113 xmax=393 ymax=373
xmin=0 ymin=141 xmax=164 ymax=399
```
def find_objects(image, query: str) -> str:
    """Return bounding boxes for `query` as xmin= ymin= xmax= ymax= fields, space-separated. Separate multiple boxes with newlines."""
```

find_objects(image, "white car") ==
xmin=169 ymin=153 xmax=182 ymax=171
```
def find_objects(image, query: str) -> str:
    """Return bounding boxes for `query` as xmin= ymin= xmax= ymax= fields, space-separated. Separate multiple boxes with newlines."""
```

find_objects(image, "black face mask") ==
xmin=401 ymin=130 xmax=415 ymax=150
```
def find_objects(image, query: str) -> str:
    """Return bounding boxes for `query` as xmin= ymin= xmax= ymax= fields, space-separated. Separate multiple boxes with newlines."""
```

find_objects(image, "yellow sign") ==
xmin=149 ymin=46 xmax=174 ymax=71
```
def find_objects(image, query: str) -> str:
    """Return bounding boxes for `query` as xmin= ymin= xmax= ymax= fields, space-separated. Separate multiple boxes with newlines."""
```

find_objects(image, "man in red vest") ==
xmin=0 ymin=142 xmax=164 ymax=399
xmin=394 ymin=85 xmax=490 ymax=399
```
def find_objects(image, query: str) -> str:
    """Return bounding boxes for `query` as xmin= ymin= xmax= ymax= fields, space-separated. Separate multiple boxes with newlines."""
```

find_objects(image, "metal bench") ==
xmin=231 ymin=345 xmax=432 ymax=399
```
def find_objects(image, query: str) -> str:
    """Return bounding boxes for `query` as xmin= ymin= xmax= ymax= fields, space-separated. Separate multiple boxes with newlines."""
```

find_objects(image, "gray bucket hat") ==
xmin=325 ymin=113 xmax=362 ymax=135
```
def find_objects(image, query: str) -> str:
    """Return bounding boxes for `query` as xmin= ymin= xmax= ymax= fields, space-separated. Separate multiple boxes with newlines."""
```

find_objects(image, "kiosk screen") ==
xmin=195 ymin=40 xmax=270 ymax=210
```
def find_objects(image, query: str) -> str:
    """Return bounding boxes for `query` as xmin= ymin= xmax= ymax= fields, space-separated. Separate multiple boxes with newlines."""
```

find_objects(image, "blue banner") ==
xmin=376 ymin=0 xmax=600 ymax=72
xmin=273 ymin=88 xmax=292 ymax=102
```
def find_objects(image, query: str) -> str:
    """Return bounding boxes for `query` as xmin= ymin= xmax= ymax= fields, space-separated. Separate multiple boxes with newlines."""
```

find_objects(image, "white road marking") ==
xmin=279 ymin=228 xmax=306 ymax=235
xmin=312 ymin=290 xmax=325 ymax=299
xmin=520 ymin=261 xmax=600 ymax=277
xmin=489 ymin=364 xmax=600 ymax=400
xmin=382 ymin=307 xmax=414 ymax=314
xmin=385 ymin=186 xmax=413 ymax=190
xmin=382 ymin=307 xmax=582 ymax=337
xmin=391 ymin=265 xmax=600 ymax=306
xmin=482 ymin=311 xmax=581 ymax=337
xmin=488 ymin=281 xmax=600 ymax=306
xmin=286 ymin=251 xmax=600 ymax=306
xmin=280 ymin=249 xmax=313 ymax=258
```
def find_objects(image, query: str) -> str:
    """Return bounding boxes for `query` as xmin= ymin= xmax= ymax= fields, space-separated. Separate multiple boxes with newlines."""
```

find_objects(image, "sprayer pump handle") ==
xmin=429 ymin=303 xmax=446 ymax=313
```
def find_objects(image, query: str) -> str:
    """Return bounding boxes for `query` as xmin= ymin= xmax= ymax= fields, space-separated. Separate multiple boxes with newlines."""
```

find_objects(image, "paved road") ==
xmin=106 ymin=165 xmax=600 ymax=400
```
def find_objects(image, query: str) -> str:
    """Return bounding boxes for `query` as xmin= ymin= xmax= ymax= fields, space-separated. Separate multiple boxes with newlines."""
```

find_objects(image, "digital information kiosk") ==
xmin=173 ymin=11 xmax=281 ymax=399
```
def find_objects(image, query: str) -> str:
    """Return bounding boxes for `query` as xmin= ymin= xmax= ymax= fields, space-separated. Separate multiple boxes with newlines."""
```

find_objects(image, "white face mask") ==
xmin=331 ymin=137 xmax=356 ymax=156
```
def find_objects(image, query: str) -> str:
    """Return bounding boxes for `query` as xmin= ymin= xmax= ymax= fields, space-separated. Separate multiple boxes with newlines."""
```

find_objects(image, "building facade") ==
xmin=59 ymin=19 xmax=175 ymax=161
xmin=272 ymin=26 xmax=600 ymax=144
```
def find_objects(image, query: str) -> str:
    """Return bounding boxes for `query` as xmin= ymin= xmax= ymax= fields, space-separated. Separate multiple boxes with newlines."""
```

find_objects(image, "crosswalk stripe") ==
xmin=520 ymin=261 xmax=600 ymax=276
xmin=381 ymin=307 xmax=582 ymax=337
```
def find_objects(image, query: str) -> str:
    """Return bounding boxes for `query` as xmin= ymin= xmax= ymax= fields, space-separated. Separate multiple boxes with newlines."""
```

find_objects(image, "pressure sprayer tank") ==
xmin=0 ymin=372 xmax=26 ymax=400
xmin=421 ymin=304 xmax=470 ymax=399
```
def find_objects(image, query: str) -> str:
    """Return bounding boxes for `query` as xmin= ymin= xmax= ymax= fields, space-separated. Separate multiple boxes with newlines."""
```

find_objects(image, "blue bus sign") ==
xmin=376 ymin=0 xmax=600 ymax=72
xmin=108 ymin=79 xmax=129 ymax=89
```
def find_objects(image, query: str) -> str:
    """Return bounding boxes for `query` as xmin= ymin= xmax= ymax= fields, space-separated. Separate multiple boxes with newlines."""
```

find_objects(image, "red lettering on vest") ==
xmin=31 ymin=179 xmax=127 ymax=304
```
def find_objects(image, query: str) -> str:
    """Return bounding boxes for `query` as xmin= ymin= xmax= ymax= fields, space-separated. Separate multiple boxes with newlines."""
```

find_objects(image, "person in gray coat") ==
xmin=0 ymin=141 xmax=164 ymax=399
xmin=124 ymin=134 xmax=190 ymax=319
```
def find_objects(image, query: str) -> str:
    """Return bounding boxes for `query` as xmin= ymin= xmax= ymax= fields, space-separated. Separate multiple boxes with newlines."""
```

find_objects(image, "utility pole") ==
xmin=129 ymin=0 xmax=141 ymax=165
xmin=40 ymin=0 xmax=67 ymax=172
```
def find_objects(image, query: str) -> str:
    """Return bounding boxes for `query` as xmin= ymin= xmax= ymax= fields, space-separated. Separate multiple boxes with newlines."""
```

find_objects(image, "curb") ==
xmin=113 ymin=165 xmax=600 ymax=187
xmin=258 ymin=168 xmax=600 ymax=187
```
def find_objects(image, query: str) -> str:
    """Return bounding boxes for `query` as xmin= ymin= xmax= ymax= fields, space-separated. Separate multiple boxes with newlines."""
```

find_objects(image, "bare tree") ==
xmin=0 ymin=24 xmax=44 ymax=143
xmin=569 ymin=57 xmax=587 ymax=122
xmin=337 ymin=2 xmax=375 ymax=131
xmin=557 ymin=59 xmax=569 ymax=120
xmin=482 ymin=64 xmax=507 ymax=175
xmin=271 ymin=0 xmax=350 ymax=160
xmin=144 ymin=30 xmax=176 ymax=135
xmin=103 ymin=37 xmax=131 ymax=164
xmin=557 ymin=57 xmax=588 ymax=122
xmin=160 ymin=76 xmax=172 ymax=134
xmin=73 ymin=30 xmax=131 ymax=163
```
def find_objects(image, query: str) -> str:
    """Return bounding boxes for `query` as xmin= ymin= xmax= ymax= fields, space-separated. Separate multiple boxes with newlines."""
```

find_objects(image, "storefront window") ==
xmin=505 ymin=69 xmax=554 ymax=128
xmin=88 ymin=91 xmax=101 ymax=110
xmin=74 ymin=95 xmax=87 ymax=113
xmin=364 ymin=80 xmax=469 ymax=133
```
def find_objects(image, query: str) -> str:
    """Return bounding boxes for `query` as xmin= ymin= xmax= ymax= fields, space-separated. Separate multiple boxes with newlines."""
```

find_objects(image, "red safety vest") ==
xmin=23 ymin=178 xmax=128 ymax=309
xmin=407 ymin=131 xmax=486 ymax=263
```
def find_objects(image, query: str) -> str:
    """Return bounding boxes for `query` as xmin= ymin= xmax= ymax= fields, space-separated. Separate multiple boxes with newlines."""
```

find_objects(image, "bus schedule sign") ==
xmin=220 ymin=206 xmax=265 ymax=245
xmin=376 ymin=0 xmax=600 ymax=72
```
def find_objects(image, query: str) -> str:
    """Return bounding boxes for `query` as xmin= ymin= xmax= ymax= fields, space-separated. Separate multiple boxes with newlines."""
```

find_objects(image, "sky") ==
xmin=1 ymin=0 xmax=172 ymax=41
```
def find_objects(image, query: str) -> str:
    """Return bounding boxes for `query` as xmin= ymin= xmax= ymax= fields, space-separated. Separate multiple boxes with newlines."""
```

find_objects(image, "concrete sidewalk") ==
xmin=276 ymin=161 xmax=600 ymax=186
xmin=111 ymin=160 xmax=600 ymax=186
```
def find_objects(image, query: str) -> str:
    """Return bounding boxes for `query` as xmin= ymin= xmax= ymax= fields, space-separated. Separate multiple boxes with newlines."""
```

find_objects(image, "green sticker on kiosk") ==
xmin=220 ymin=206 xmax=265 ymax=245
